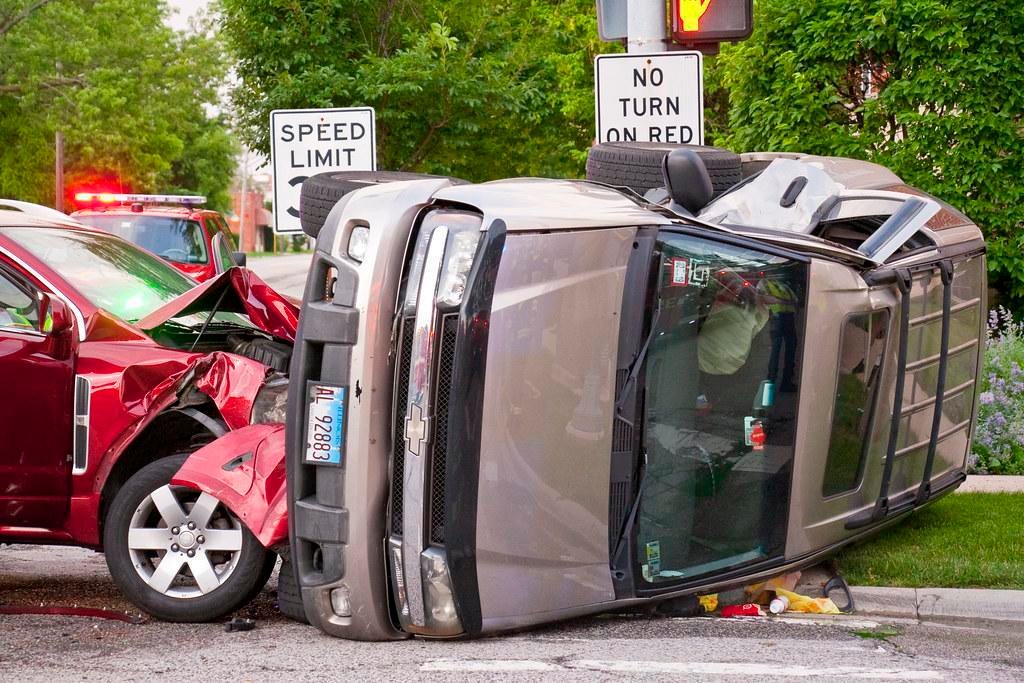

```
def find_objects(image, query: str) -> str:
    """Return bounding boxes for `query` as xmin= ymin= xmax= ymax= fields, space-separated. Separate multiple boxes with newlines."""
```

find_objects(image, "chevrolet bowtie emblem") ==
xmin=405 ymin=403 xmax=429 ymax=457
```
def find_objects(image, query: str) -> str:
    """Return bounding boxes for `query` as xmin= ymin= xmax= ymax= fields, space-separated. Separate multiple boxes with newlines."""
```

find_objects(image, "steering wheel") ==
xmin=160 ymin=248 xmax=190 ymax=262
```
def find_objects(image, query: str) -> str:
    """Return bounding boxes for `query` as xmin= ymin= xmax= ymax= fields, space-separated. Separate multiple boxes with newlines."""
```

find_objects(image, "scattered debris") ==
xmin=0 ymin=604 xmax=145 ymax=624
xmin=225 ymin=617 xmax=256 ymax=632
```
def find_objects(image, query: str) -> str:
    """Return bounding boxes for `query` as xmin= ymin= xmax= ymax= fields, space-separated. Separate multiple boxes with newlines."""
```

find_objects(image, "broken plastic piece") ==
xmin=823 ymin=575 xmax=856 ymax=614
xmin=224 ymin=617 xmax=256 ymax=632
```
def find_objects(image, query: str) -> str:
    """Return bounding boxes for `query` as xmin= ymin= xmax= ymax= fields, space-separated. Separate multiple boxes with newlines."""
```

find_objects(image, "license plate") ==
xmin=304 ymin=384 xmax=347 ymax=465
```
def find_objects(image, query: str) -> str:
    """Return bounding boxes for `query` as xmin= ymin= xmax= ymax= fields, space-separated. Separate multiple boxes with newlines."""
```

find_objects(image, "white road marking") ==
xmin=421 ymin=659 xmax=563 ymax=672
xmin=422 ymin=659 xmax=943 ymax=679
xmin=572 ymin=660 xmax=942 ymax=678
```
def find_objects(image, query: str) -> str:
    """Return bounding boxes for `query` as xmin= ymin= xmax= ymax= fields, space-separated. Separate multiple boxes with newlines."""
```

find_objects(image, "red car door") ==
xmin=0 ymin=261 xmax=74 ymax=528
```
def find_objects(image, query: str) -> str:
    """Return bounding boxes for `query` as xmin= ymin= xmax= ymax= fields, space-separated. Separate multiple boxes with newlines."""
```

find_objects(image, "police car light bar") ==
xmin=73 ymin=193 xmax=206 ymax=206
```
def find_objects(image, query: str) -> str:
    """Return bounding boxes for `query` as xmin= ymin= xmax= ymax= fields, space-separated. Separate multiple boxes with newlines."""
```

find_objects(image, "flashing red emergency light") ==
xmin=74 ymin=192 xmax=206 ymax=206
xmin=670 ymin=0 xmax=753 ymax=46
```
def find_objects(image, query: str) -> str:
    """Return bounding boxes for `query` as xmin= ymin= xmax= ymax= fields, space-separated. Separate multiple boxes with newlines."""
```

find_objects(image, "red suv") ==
xmin=73 ymin=193 xmax=245 ymax=282
xmin=0 ymin=208 xmax=295 ymax=621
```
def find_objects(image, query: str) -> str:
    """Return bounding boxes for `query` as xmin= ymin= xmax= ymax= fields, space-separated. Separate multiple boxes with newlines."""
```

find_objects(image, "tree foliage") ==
xmin=0 ymin=0 xmax=236 ymax=210
xmin=220 ymin=0 xmax=618 ymax=181
xmin=718 ymin=0 xmax=1024 ymax=299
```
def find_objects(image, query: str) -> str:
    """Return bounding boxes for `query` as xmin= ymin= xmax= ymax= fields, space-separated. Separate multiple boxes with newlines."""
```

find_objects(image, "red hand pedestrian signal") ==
xmin=677 ymin=0 xmax=713 ymax=32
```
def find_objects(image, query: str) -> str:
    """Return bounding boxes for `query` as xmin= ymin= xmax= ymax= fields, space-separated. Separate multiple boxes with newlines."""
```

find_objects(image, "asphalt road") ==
xmin=248 ymin=252 xmax=313 ymax=298
xmin=4 ymin=255 xmax=1023 ymax=680
xmin=2 ymin=544 xmax=1024 ymax=681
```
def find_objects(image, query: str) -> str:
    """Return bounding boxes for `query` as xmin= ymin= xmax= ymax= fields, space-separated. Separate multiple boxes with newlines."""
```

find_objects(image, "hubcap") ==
xmin=127 ymin=485 xmax=244 ymax=599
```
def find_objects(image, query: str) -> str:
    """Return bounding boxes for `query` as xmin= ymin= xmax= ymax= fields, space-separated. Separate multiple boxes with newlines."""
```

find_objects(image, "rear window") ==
xmin=78 ymin=215 xmax=208 ymax=265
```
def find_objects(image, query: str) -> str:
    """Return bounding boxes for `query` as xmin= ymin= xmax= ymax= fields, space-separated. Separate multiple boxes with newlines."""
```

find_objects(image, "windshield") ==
xmin=637 ymin=231 xmax=807 ymax=585
xmin=78 ymin=214 xmax=209 ymax=265
xmin=3 ymin=227 xmax=194 ymax=322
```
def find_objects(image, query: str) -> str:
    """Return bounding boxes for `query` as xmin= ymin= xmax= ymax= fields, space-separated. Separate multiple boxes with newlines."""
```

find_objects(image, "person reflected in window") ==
xmin=760 ymin=275 xmax=799 ymax=392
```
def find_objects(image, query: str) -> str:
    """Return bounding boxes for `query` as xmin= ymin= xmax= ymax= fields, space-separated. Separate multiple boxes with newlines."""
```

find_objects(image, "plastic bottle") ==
xmin=769 ymin=594 xmax=790 ymax=614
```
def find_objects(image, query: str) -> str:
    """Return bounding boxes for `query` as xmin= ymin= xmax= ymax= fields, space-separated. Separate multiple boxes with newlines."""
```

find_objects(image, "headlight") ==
xmin=251 ymin=376 xmax=289 ymax=424
xmin=437 ymin=229 xmax=482 ymax=306
xmin=347 ymin=225 xmax=370 ymax=262
xmin=405 ymin=209 xmax=483 ymax=310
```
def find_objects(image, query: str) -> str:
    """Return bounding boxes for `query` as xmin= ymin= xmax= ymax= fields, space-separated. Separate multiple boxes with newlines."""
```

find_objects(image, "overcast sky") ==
xmin=165 ymin=0 xmax=210 ymax=31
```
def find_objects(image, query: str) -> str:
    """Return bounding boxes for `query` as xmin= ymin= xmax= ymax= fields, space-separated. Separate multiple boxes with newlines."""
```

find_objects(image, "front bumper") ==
xmin=287 ymin=179 xmax=458 ymax=641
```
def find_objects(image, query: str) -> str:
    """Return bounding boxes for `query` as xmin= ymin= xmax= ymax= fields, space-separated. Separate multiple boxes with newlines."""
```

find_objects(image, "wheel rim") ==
xmin=126 ymin=485 xmax=244 ymax=599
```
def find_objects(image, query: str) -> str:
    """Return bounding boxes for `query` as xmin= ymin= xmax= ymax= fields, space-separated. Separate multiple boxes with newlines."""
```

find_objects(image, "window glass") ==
xmin=214 ymin=234 xmax=235 ymax=272
xmin=0 ymin=267 xmax=39 ymax=331
xmin=77 ymin=215 xmax=209 ymax=265
xmin=822 ymin=311 xmax=889 ymax=497
xmin=3 ymin=227 xmax=193 ymax=322
xmin=637 ymin=232 xmax=807 ymax=584
xmin=214 ymin=215 xmax=237 ymax=250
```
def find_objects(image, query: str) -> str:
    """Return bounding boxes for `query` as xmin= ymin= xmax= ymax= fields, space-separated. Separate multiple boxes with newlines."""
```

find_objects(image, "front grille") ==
xmin=391 ymin=316 xmax=415 ymax=536
xmin=429 ymin=315 xmax=459 ymax=544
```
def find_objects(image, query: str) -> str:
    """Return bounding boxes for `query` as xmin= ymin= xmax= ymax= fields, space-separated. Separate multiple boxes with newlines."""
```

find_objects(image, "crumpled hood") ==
xmin=135 ymin=268 xmax=299 ymax=343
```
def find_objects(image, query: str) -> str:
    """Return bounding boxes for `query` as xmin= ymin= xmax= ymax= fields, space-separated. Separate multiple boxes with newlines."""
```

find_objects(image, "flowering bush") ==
xmin=971 ymin=308 xmax=1024 ymax=474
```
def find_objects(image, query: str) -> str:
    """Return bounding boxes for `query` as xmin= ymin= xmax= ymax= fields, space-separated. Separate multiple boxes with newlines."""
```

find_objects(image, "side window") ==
xmin=213 ymin=234 xmax=235 ymax=272
xmin=822 ymin=310 xmax=889 ymax=496
xmin=0 ymin=266 xmax=40 ymax=332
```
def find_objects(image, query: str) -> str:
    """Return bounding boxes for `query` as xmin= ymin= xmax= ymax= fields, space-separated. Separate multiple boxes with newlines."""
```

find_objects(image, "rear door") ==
xmin=0 ymin=260 xmax=75 ymax=528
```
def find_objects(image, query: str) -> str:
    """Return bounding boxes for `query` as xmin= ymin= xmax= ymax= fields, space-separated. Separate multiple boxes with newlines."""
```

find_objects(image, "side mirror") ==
xmin=41 ymin=294 xmax=73 ymax=335
xmin=662 ymin=148 xmax=714 ymax=214
xmin=232 ymin=251 xmax=247 ymax=268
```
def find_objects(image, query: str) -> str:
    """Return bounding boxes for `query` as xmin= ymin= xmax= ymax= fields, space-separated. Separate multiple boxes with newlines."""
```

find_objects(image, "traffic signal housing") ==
xmin=670 ymin=0 xmax=753 ymax=46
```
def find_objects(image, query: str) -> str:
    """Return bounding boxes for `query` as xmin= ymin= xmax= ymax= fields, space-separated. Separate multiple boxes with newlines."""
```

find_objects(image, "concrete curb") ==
xmin=852 ymin=586 xmax=1024 ymax=622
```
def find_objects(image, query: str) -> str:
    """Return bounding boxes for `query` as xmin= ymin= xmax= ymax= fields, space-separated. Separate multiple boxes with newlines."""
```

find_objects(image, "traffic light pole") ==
xmin=626 ymin=0 xmax=667 ymax=53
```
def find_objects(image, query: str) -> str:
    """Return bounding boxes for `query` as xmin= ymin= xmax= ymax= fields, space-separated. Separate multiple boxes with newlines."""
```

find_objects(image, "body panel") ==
xmin=0 ymin=323 xmax=75 ymax=527
xmin=172 ymin=423 xmax=288 ymax=547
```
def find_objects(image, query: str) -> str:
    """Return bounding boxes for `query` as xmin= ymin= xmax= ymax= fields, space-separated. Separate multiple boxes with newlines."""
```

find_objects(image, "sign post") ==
xmin=594 ymin=52 xmax=704 ymax=145
xmin=270 ymin=107 xmax=376 ymax=235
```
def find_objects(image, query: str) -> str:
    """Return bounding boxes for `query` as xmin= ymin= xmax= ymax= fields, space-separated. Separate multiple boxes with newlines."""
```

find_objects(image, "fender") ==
xmin=171 ymin=423 xmax=288 ymax=548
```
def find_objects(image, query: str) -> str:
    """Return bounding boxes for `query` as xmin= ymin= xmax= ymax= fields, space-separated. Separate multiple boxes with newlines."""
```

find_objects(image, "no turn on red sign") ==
xmin=270 ymin=107 xmax=377 ymax=234
xmin=594 ymin=52 xmax=704 ymax=146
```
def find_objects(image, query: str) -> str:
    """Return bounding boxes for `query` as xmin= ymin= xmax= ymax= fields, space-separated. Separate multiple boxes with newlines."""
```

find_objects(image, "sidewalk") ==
xmin=957 ymin=475 xmax=1024 ymax=493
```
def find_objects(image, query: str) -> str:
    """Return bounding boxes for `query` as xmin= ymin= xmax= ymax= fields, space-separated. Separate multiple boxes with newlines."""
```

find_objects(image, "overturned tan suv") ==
xmin=285 ymin=150 xmax=985 ymax=640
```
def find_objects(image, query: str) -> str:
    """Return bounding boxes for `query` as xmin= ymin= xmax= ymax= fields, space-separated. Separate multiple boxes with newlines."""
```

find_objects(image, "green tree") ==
xmin=719 ymin=0 xmax=1024 ymax=300
xmin=0 ymin=0 xmax=237 ymax=211
xmin=220 ymin=0 xmax=617 ymax=181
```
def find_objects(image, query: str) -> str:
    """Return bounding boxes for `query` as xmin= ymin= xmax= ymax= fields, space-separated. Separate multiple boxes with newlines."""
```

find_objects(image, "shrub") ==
xmin=971 ymin=308 xmax=1024 ymax=474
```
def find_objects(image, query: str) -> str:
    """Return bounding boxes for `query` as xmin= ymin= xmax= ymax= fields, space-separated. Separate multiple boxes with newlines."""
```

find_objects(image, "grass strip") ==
xmin=835 ymin=492 xmax=1024 ymax=589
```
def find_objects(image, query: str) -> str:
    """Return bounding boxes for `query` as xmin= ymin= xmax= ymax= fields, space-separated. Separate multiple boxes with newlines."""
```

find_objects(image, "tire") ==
xmin=103 ymin=455 xmax=272 ymax=622
xmin=586 ymin=142 xmax=743 ymax=198
xmin=275 ymin=556 xmax=308 ymax=623
xmin=299 ymin=171 xmax=465 ymax=238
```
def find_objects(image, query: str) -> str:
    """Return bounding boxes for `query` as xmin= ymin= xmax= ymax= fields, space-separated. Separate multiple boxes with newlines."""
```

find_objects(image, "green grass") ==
xmin=835 ymin=493 xmax=1024 ymax=589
